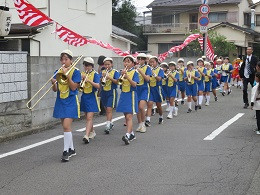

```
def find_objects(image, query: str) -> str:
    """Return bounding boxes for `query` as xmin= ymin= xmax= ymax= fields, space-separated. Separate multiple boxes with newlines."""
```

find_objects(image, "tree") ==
xmin=186 ymin=30 xmax=236 ymax=57
xmin=112 ymin=0 xmax=147 ymax=51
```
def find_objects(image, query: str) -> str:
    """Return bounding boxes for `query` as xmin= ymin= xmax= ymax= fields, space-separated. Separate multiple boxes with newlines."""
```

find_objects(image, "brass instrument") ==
xmin=79 ymin=71 xmax=90 ymax=92
xmin=164 ymin=70 xmax=172 ymax=79
xmin=56 ymin=55 xmax=83 ymax=85
xmin=26 ymin=55 xmax=83 ymax=110
xmin=101 ymin=68 xmax=109 ymax=87
xmin=118 ymin=68 xmax=128 ymax=85
xmin=187 ymin=70 xmax=192 ymax=85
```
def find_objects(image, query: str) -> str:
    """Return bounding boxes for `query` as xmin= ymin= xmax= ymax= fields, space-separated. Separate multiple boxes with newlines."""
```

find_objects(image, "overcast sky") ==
xmin=133 ymin=0 xmax=260 ymax=14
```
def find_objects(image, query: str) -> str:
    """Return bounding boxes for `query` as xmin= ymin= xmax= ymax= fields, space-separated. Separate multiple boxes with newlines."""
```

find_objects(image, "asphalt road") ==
xmin=0 ymin=87 xmax=260 ymax=195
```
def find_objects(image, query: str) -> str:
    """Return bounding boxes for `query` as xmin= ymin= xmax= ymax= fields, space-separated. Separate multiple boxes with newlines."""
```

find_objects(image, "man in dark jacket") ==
xmin=239 ymin=47 xmax=258 ymax=108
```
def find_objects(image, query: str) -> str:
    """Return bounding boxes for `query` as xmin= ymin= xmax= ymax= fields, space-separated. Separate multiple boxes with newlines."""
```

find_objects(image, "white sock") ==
xmin=106 ymin=121 xmax=110 ymax=127
xmin=131 ymin=131 xmax=135 ymax=135
xmin=199 ymin=95 xmax=203 ymax=105
xmin=146 ymin=116 xmax=151 ymax=121
xmin=64 ymin=132 xmax=72 ymax=152
xmin=138 ymin=123 xmax=143 ymax=127
xmin=206 ymin=96 xmax=210 ymax=103
xmin=126 ymin=133 xmax=130 ymax=138
xmin=188 ymin=102 xmax=192 ymax=109
xmin=159 ymin=115 xmax=163 ymax=119
xmin=220 ymin=84 xmax=223 ymax=90
xmin=170 ymin=106 xmax=174 ymax=113
xmin=167 ymin=100 xmax=169 ymax=107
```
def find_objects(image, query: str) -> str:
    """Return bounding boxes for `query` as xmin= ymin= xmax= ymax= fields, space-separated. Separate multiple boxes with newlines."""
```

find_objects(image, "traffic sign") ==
xmin=199 ymin=4 xmax=210 ymax=15
xmin=199 ymin=16 xmax=209 ymax=26
xmin=200 ymin=26 xmax=208 ymax=33
xmin=201 ymin=0 xmax=208 ymax=4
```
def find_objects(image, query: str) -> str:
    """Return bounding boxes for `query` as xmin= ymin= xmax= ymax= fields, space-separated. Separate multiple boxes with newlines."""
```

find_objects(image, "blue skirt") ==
xmin=197 ymin=80 xmax=205 ymax=91
xmin=116 ymin=91 xmax=138 ymax=114
xmin=186 ymin=83 xmax=197 ymax=97
xmin=53 ymin=95 xmax=80 ymax=119
xmin=204 ymin=82 xmax=212 ymax=92
xmin=162 ymin=85 xmax=167 ymax=99
xmin=178 ymin=81 xmax=186 ymax=92
xmin=100 ymin=89 xmax=117 ymax=108
xmin=80 ymin=92 xmax=100 ymax=113
xmin=167 ymin=86 xmax=177 ymax=98
xmin=149 ymin=86 xmax=164 ymax=103
xmin=212 ymin=80 xmax=219 ymax=89
xmin=137 ymin=84 xmax=150 ymax=102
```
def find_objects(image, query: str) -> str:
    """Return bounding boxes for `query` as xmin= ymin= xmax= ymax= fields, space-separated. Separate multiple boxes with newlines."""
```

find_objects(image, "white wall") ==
xmin=1 ymin=0 xmax=129 ymax=57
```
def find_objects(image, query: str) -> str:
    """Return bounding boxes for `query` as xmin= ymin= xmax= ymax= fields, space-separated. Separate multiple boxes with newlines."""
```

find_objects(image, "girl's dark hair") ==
xmin=224 ymin=57 xmax=229 ymax=61
xmin=97 ymin=55 xmax=106 ymax=65
xmin=161 ymin=64 xmax=168 ymax=69
xmin=123 ymin=57 xmax=135 ymax=63
xmin=150 ymin=57 xmax=159 ymax=63
xmin=83 ymin=62 xmax=94 ymax=67
xmin=209 ymin=61 xmax=214 ymax=66
xmin=60 ymin=53 xmax=72 ymax=60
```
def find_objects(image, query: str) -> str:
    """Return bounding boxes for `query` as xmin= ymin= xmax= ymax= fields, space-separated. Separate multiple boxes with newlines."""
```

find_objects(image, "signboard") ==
xmin=200 ymin=26 xmax=208 ymax=33
xmin=199 ymin=16 xmax=209 ymax=26
xmin=199 ymin=4 xmax=210 ymax=15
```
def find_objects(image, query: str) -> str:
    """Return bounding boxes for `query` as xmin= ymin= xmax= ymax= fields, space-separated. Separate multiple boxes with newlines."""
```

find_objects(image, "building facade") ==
xmin=0 ymin=0 xmax=135 ymax=57
xmin=144 ymin=0 xmax=260 ymax=58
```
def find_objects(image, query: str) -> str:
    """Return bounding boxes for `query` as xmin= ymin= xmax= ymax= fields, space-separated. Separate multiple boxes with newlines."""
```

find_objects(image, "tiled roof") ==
xmin=148 ymin=0 xmax=242 ymax=7
xmin=9 ymin=23 xmax=50 ymax=35
xmin=209 ymin=22 xmax=260 ymax=36
xmin=112 ymin=25 xmax=137 ymax=38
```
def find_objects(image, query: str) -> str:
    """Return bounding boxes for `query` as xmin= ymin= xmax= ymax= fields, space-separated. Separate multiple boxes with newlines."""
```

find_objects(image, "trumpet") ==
xmin=164 ymin=70 xmax=172 ymax=79
xmin=56 ymin=55 xmax=83 ymax=85
xmin=101 ymin=68 xmax=109 ymax=87
xmin=118 ymin=68 xmax=128 ymax=85
xmin=79 ymin=71 xmax=90 ymax=92
xmin=26 ymin=55 xmax=83 ymax=110
xmin=187 ymin=70 xmax=192 ymax=85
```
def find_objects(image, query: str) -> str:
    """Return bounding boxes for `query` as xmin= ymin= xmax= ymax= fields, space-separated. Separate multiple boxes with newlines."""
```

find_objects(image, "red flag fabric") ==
xmin=198 ymin=37 xmax=215 ymax=61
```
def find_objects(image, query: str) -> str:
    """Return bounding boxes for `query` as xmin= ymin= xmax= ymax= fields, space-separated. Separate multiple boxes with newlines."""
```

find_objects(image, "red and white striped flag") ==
xmin=198 ymin=37 xmax=215 ymax=61
xmin=55 ymin=25 xmax=88 ymax=47
xmin=14 ymin=0 xmax=52 ymax=26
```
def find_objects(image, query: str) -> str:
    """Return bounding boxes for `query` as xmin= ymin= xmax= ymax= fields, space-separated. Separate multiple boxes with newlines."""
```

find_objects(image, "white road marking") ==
xmin=0 ymin=135 xmax=64 ymax=159
xmin=203 ymin=113 xmax=245 ymax=141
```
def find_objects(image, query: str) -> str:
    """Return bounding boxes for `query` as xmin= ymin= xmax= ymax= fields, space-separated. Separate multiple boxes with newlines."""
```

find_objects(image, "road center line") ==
xmin=203 ymin=113 xmax=245 ymax=141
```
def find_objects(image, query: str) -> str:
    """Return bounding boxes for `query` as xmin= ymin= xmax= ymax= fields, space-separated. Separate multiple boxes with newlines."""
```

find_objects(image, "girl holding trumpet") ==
xmin=135 ymin=53 xmax=152 ymax=133
xmin=166 ymin=61 xmax=179 ymax=119
xmin=160 ymin=62 xmax=169 ymax=109
xmin=116 ymin=55 xmax=139 ymax=145
xmin=145 ymin=56 xmax=164 ymax=127
xmin=196 ymin=58 xmax=207 ymax=109
xmin=100 ymin=57 xmax=120 ymax=134
xmin=184 ymin=61 xmax=200 ymax=113
xmin=177 ymin=58 xmax=186 ymax=105
xmin=52 ymin=50 xmax=81 ymax=162
xmin=80 ymin=57 xmax=101 ymax=144
xmin=204 ymin=62 xmax=214 ymax=106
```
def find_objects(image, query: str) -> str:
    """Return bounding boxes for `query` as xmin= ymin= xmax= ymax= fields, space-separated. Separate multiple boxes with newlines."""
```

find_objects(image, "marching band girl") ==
xmin=204 ymin=62 xmax=214 ymax=106
xmin=52 ymin=50 xmax=81 ymax=162
xmin=136 ymin=53 xmax=152 ymax=133
xmin=100 ymin=57 xmax=120 ymax=134
xmin=215 ymin=58 xmax=223 ymax=93
xmin=166 ymin=61 xmax=179 ymax=119
xmin=160 ymin=62 xmax=169 ymax=110
xmin=184 ymin=61 xmax=200 ymax=113
xmin=80 ymin=57 xmax=101 ymax=144
xmin=210 ymin=61 xmax=219 ymax=101
xmin=220 ymin=57 xmax=233 ymax=96
xmin=177 ymin=58 xmax=186 ymax=105
xmin=145 ymin=56 xmax=164 ymax=126
xmin=196 ymin=58 xmax=207 ymax=109
xmin=116 ymin=55 xmax=139 ymax=145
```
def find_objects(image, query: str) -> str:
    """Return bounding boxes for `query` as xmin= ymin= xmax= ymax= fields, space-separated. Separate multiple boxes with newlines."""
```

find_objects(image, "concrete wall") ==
xmin=0 ymin=51 xmax=31 ymax=137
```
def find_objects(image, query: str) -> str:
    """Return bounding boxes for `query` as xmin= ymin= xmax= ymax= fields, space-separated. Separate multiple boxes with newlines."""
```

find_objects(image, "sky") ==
xmin=133 ymin=0 xmax=260 ymax=14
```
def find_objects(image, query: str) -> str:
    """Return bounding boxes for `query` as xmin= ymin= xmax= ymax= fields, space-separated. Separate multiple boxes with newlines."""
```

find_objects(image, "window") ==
xmin=256 ymin=15 xmax=260 ymax=26
xmin=208 ymin=12 xmax=227 ymax=23
xmin=244 ymin=13 xmax=251 ymax=26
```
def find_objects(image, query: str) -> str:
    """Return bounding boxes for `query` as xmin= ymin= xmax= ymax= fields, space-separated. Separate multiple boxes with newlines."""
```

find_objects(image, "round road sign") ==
xmin=199 ymin=4 xmax=210 ymax=15
xmin=199 ymin=16 xmax=209 ymax=26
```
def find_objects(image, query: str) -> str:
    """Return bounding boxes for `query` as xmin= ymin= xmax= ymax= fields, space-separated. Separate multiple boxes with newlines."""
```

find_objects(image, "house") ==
xmin=0 ymin=0 xmax=136 ymax=57
xmin=144 ymin=0 xmax=260 ymax=58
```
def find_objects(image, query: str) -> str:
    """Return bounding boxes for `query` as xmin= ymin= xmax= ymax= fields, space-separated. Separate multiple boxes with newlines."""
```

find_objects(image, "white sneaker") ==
xmin=89 ymin=131 xmax=96 ymax=139
xmin=136 ymin=125 xmax=142 ymax=132
xmin=139 ymin=125 xmax=146 ymax=133
xmin=205 ymin=102 xmax=209 ymax=106
xmin=256 ymin=130 xmax=260 ymax=135
xmin=167 ymin=112 xmax=173 ymax=119
xmin=166 ymin=107 xmax=171 ymax=112
xmin=173 ymin=107 xmax=178 ymax=116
